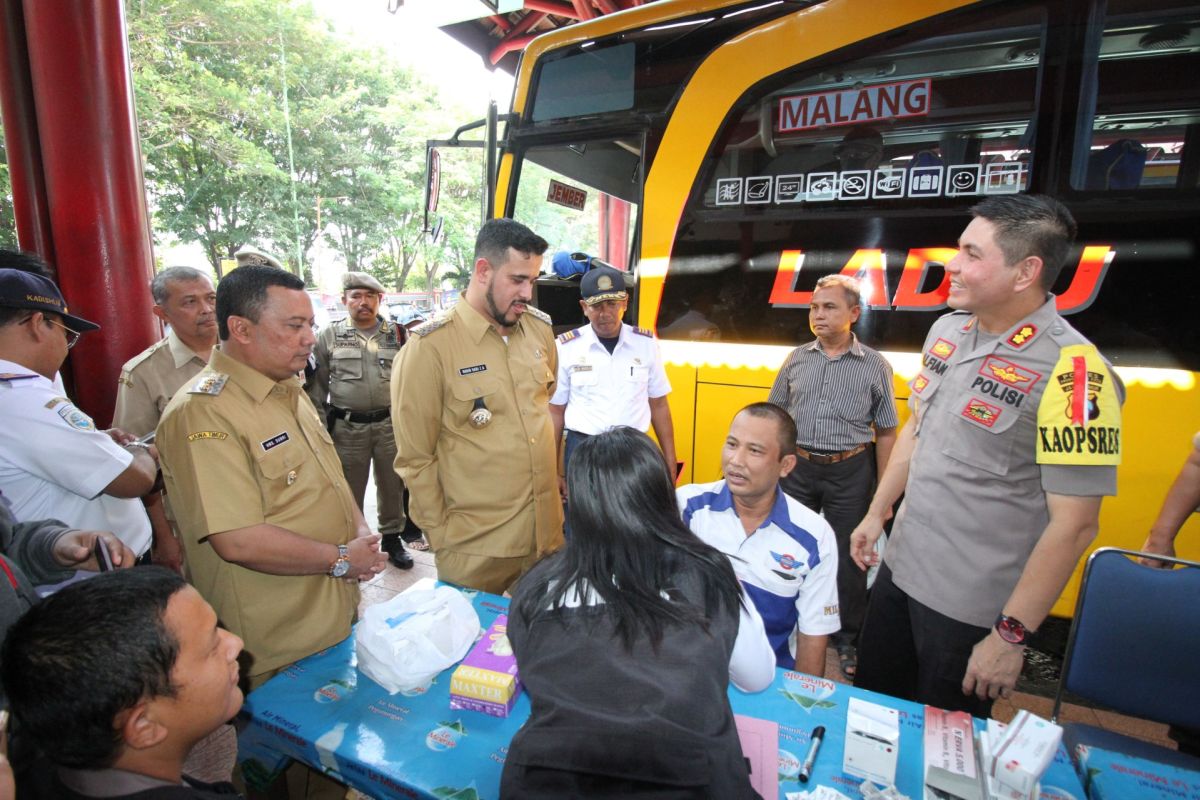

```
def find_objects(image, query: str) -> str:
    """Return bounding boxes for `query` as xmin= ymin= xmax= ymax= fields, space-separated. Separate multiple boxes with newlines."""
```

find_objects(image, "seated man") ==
xmin=677 ymin=402 xmax=841 ymax=675
xmin=1 ymin=568 xmax=244 ymax=799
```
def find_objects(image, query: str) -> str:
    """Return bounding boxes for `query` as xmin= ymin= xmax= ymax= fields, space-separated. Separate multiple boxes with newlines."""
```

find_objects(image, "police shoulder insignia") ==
xmin=55 ymin=404 xmax=95 ymax=431
xmin=412 ymin=316 xmax=450 ymax=337
xmin=123 ymin=339 xmax=166 ymax=374
xmin=632 ymin=326 xmax=654 ymax=338
xmin=188 ymin=372 xmax=229 ymax=395
xmin=0 ymin=372 xmax=38 ymax=382
xmin=44 ymin=396 xmax=70 ymax=409
xmin=556 ymin=329 xmax=580 ymax=345
xmin=1036 ymin=344 xmax=1122 ymax=466
xmin=524 ymin=305 xmax=552 ymax=326
xmin=1005 ymin=323 xmax=1038 ymax=349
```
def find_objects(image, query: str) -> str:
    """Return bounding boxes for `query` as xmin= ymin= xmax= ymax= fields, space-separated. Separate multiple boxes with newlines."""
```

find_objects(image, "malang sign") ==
xmin=777 ymin=79 xmax=931 ymax=132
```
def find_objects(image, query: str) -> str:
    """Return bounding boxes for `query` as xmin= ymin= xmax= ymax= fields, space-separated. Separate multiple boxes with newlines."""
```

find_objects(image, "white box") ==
xmin=986 ymin=711 xmax=1061 ymax=797
xmin=923 ymin=706 xmax=983 ymax=800
xmin=843 ymin=697 xmax=900 ymax=786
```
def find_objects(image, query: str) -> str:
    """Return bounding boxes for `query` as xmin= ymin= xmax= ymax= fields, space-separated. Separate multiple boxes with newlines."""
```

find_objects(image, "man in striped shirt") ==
xmin=767 ymin=274 xmax=898 ymax=679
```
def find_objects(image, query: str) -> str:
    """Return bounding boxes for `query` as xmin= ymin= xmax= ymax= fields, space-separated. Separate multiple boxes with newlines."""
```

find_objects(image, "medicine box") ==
xmin=449 ymin=614 xmax=521 ymax=717
xmin=986 ymin=710 xmax=1061 ymax=797
xmin=843 ymin=697 xmax=900 ymax=786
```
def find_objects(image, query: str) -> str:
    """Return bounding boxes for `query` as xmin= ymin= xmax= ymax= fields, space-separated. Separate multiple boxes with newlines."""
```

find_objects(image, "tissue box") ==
xmin=986 ymin=711 xmax=1061 ymax=797
xmin=449 ymin=615 xmax=521 ymax=717
xmin=843 ymin=697 xmax=899 ymax=786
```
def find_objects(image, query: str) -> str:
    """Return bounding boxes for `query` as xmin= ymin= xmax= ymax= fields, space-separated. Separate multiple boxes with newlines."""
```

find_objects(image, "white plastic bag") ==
xmin=355 ymin=585 xmax=481 ymax=694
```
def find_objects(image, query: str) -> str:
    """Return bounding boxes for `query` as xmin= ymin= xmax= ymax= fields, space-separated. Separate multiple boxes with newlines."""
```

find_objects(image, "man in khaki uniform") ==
xmin=307 ymin=272 xmax=412 ymax=569
xmin=392 ymin=218 xmax=563 ymax=593
xmin=113 ymin=266 xmax=217 ymax=573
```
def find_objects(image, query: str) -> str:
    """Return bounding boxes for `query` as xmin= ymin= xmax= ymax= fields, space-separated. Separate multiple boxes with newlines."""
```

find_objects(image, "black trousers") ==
xmin=855 ymin=562 xmax=994 ymax=718
xmin=779 ymin=445 xmax=875 ymax=645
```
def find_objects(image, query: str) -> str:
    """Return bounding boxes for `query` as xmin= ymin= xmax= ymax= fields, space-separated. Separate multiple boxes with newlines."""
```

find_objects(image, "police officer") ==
xmin=391 ymin=218 xmax=563 ymax=594
xmin=307 ymin=272 xmax=412 ymax=569
xmin=850 ymin=195 xmax=1124 ymax=716
xmin=549 ymin=264 xmax=676 ymax=502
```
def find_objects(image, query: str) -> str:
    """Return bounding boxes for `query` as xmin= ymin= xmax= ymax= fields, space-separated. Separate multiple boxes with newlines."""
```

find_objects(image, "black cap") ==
xmin=0 ymin=269 xmax=100 ymax=332
xmin=580 ymin=265 xmax=629 ymax=306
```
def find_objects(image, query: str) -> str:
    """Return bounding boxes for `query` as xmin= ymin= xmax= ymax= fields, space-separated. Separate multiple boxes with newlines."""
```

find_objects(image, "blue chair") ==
xmin=1052 ymin=547 xmax=1200 ymax=770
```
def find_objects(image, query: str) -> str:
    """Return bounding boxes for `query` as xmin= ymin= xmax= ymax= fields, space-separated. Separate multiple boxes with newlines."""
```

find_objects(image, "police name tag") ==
xmin=261 ymin=432 xmax=290 ymax=451
xmin=459 ymin=364 xmax=487 ymax=376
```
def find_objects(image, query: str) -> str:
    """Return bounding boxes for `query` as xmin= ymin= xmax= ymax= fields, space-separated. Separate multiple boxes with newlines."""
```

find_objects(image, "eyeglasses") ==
xmin=44 ymin=317 xmax=82 ymax=349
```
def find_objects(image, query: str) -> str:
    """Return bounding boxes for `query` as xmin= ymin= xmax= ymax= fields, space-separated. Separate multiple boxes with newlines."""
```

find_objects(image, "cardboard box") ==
xmin=986 ymin=710 xmax=1060 ymax=797
xmin=979 ymin=720 xmax=1037 ymax=800
xmin=843 ymin=697 xmax=899 ymax=786
xmin=448 ymin=615 xmax=521 ymax=717
xmin=923 ymin=706 xmax=983 ymax=800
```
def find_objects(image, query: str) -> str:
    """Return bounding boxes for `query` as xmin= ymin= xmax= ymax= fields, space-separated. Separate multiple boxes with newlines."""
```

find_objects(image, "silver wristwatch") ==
xmin=328 ymin=544 xmax=350 ymax=578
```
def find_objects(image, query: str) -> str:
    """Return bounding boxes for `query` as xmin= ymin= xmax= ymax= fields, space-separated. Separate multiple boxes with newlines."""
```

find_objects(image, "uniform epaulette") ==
xmin=122 ymin=337 xmax=169 ymax=374
xmin=0 ymin=372 xmax=38 ymax=383
xmin=524 ymin=305 xmax=552 ymax=326
xmin=556 ymin=328 xmax=581 ymax=345
xmin=631 ymin=326 xmax=655 ymax=338
xmin=411 ymin=315 xmax=450 ymax=337
xmin=188 ymin=372 xmax=229 ymax=395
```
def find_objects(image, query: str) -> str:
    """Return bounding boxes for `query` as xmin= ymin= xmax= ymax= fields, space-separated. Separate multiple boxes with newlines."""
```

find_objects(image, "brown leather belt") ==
xmin=795 ymin=443 xmax=868 ymax=465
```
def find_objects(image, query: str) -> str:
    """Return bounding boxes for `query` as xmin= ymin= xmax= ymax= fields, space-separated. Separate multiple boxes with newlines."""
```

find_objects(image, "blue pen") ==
xmin=798 ymin=725 xmax=825 ymax=783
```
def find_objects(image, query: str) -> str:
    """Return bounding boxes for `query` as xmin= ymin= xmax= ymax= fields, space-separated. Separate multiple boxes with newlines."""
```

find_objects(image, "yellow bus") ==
xmin=478 ymin=0 xmax=1200 ymax=613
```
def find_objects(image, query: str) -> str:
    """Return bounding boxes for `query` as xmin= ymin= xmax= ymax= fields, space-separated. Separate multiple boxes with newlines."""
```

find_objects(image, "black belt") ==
xmin=329 ymin=406 xmax=391 ymax=424
xmin=795 ymin=443 xmax=868 ymax=465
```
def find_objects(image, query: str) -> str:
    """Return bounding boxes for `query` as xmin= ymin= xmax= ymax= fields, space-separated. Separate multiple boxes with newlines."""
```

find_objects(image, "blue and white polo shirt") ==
xmin=678 ymin=480 xmax=840 ymax=668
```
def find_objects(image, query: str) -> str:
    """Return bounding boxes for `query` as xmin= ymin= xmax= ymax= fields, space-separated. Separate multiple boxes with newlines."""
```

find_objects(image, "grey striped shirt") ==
xmin=767 ymin=335 xmax=899 ymax=451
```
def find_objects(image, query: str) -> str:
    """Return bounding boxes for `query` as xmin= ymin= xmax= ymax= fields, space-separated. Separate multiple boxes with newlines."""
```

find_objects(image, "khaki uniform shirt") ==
xmin=157 ymin=349 xmax=359 ymax=676
xmin=886 ymin=297 xmax=1124 ymax=627
xmin=113 ymin=330 xmax=208 ymax=437
xmin=306 ymin=317 xmax=404 ymax=420
xmin=391 ymin=302 xmax=563 ymax=558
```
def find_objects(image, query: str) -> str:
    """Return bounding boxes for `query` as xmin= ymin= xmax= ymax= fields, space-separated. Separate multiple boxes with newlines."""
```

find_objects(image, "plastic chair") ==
xmin=1052 ymin=547 xmax=1200 ymax=770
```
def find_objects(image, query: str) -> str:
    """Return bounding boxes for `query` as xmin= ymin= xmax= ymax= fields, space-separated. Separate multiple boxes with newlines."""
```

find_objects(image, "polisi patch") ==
xmin=979 ymin=356 xmax=1040 ymax=393
xmin=260 ymin=432 xmax=290 ymax=451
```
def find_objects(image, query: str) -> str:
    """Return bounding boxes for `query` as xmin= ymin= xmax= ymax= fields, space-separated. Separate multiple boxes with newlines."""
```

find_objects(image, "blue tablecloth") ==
xmin=238 ymin=588 xmax=1086 ymax=800
xmin=1076 ymin=745 xmax=1200 ymax=800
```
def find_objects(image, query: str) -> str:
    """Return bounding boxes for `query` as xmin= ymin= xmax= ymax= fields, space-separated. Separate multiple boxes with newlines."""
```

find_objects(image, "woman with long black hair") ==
xmin=500 ymin=427 xmax=775 ymax=799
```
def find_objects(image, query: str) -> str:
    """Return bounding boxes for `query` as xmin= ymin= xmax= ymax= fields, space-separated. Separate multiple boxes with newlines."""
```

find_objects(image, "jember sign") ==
xmin=777 ymin=79 xmax=931 ymax=133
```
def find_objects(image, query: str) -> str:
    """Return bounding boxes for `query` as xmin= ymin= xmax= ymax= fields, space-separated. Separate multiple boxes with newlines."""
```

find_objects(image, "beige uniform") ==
xmin=306 ymin=317 xmax=406 ymax=534
xmin=112 ymin=329 xmax=207 ymax=437
xmin=157 ymin=349 xmax=359 ymax=678
xmin=391 ymin=302 xmax=564 ymax=593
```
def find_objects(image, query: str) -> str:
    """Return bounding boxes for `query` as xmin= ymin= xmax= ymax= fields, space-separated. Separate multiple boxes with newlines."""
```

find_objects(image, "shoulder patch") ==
xmin=556 ymin=328 xmax=581 ymax=345
xmin=631 ymin=326 xmax=654 ymax=338
xmin=187 ymin=431 xmax=229 ymax=442
xmin=188 ymin=372 xmax=229 ymax=395
xmin=524 ymin=305 xmax=552 ymax=326
xmin=1036 ymin=344 xmax=1122 ymax=466
xmin=122 ymin=338 xmax=169 ymax=374
xmin=412 ymin=316 xmax=450 ymax=337
xmin=55 ymin=403 xmax=96 ymax=431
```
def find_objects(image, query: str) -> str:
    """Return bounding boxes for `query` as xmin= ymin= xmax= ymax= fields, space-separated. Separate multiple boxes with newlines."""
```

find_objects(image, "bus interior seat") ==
xmin=1086 ymin=138 xmax=1147 ymax=190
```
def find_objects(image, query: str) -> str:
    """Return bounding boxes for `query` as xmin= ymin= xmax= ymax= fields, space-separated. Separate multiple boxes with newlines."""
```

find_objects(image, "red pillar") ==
xmin=19 ymin=0 xmax=158 ymax=426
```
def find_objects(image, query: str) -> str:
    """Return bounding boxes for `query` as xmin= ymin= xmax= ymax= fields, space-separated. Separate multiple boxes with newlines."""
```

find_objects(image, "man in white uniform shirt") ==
xmin=550 ymin=264 xmax=677 ymax=505
xmin=0 ymin=263 xmax=156 ymax=559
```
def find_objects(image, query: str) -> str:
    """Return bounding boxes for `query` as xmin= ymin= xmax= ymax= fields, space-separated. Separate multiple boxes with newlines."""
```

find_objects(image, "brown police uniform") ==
xmin=157 ymin=349 xmax=359 ymax=679
xmin=306 ymin=316 xmax=406 ymax=535
xmin=113 ymin=329 xmax=207 ymax=437
xmin=391 ymin=301 xmax=564 ymax=593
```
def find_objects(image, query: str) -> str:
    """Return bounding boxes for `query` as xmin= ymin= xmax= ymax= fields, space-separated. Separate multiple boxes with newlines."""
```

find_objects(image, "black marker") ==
xmin=798 ymin=724 xmax=825 ymax=783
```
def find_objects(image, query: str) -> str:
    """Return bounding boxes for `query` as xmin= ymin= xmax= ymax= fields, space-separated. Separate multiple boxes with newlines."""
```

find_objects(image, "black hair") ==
xmin=0 ymin=567 xmax=187 ymax=769
xmin=738 ymin=402 xmax=798 ymax=459
xmin=0 ymin=250 xmax=54 ymax=326
xmin=216 ymin=263 xmax=305 ymax=340
xmin=151 ymin=266 xmax=211 ymax=306
xmin=474 ymin=218 xmax=548 ymax=266
xmin=513 ymin=427 xmax=742 ymax=652
xmin=969 ymin=194 xmax=1077 ymax=290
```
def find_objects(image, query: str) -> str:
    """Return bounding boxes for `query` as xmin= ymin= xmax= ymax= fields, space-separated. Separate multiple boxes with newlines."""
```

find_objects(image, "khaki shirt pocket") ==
xmin=939 ymin=395 xmax=1020 ymax=476
xmin=331 ymin=348 xmax=362 ymax=381
xmin=254 ymin=441 xmax=306 ymax=488
xmin=449 ymin=375 xmax=502 ymax=431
